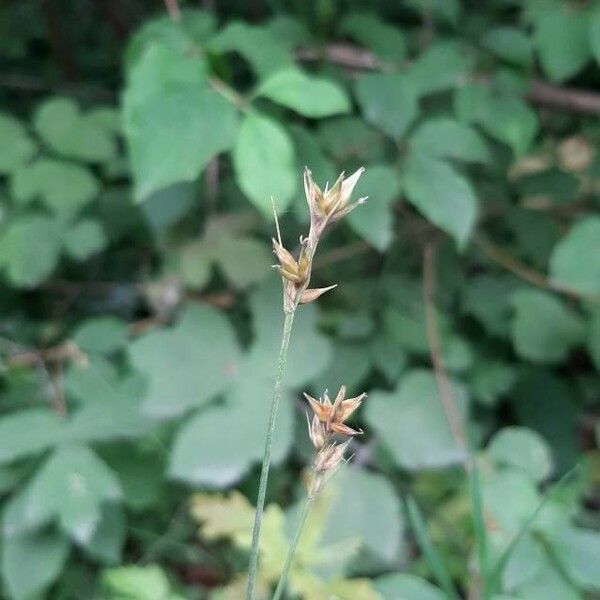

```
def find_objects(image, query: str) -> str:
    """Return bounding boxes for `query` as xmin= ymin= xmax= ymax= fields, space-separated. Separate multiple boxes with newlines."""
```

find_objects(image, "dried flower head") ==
xmin=304 ymin=385 xmax=367 ymax=437
xmin=304 ymin=167 xmax=366 ymax=241
xmin=303 ymin=385 xmax=367 ymax=498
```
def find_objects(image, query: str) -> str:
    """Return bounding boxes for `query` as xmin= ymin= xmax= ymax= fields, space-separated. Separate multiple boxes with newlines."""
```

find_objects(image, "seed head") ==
xmin=304 ymin=167 xmax=367 ymax=240
xmin=304 ymin=386 xmax=367 ymax=437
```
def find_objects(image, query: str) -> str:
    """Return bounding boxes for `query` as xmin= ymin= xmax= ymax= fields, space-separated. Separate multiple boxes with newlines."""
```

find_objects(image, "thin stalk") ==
xmin=246 ymin=310 xmax=296 ymax=600
xmin=272 ymin=498 xmax=312 ymax=600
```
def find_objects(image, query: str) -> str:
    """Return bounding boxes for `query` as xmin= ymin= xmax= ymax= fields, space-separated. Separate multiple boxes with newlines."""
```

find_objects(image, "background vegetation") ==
xmin=0 ymin=0 xmax=599 ymax=598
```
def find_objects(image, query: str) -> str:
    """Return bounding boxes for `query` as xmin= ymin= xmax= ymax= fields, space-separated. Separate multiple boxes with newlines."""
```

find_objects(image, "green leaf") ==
xmin=374 ymin=573 xmax=446 ymax=600
xmin=403 ymin=154 xmax=478 ymax=248
xmin=468 ymin=358 xmax=517 ymax=406
xmin=233 ymin=111 xmax=296 ymax=216
xmin=406 ymin=41 xmax=471 ymax=96
xmin=591 ymin=8 xmax=600 ymax=65
xmin=320 ymin=467 xmax=404 ymax=563
xmin=216 ymin=235 xmax=271 ymax=289
xmin=100 ymin=564 xmax=183 ymax=600
xmin=354 ymin=73 xmax=418 ymax=139
xmin=546 ymin=526 xmax=600 ymax=589
xmin=11 ymin=158 xmax=99 ymax=216
xmin=410 ymin=118 xmax=490 ymax=163
xmin=0 ymin=214 xmax=63 ymax=287
xmin=588 ymin=310 xmax=600 ymax=371
xmin=488 ymin=427 xmax=553 ymax=482
xmin=123 ymin=42 xmax=238 ymax=201
xmin=0 ymin=113 xmax=36 ymax=174
xmin=33 ymin=96 xmax=117 ymax=162
xmin=366 ymin=369 xmax=469 ymax=470
xmin=482 ymin=27 xmax=533 ymax=66
xmin=549 ymin=216 xmax=600 ymax=295
xmin=0 ymin=409 xmax=66 ymax=464
xmin=64 ymin=219 xmax=107 ymax=261
xmin=346 ymin=165 xmax=401 ymax=251
xmin=340 ymin=13 xmax=406 ymax=64
xmin=85 ymin=503 xmax=126 ymax=565
xmin=510 ymin=289 xmax=585 ymax=364
xmin=1 ymin=529 xmax=70 ymax=600
xmin=17 ymin=444 xmax=121 ymax=544
xmin=169 ymin=375 xmax=293 ymax=488
xmin=256 ymin=67 xmax=350 ymax=118
xmin=406 ymin=497 xmax=461 ymax=600
xmin=208 ymin=21 xmax=292 ymax=78
xmin=129 ymin=305 xmax=242 ymax=418
xmin=477 ymin=95 xmax=538 ymax=156
xmin=73 ymin=317 xmax=129 ymax=354
xmin=534 ymin=7 xmax=591 ymax=82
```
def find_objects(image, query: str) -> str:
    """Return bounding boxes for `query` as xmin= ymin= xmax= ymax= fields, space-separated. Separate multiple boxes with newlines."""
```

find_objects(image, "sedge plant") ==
xmin=245 ymin=167 xmax=367 ymax=600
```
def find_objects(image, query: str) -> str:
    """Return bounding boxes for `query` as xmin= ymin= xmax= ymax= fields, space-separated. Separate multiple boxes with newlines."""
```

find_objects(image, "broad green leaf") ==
xmin=233 ymin=111 xmax=296 ymax=216
xmin=366 ymin=369 xmax=469 ymax=470
xmin=375 ymin=573 xmax=445 ymax=600
xmin=256 ymin=67 xmax=350 ymax=118
xmin=403 ymin=154 xmax=478 ymax=248
xmin=129 ymin=305 xmax=242 ymax=418
xmin=320 ymin=467 xmax=404 ymax=563
xmin=346 ymin=165 xmax=401 ymax=251
xmin=534 ymin=7 xmax=591 ymax=82
xmin=208 ymin=21 xmax=292 ymax=78
xmin=141 ymin=182 xmax=196 ymax=230
xmin=340 ymin=13 xmax=406 ymax=64
xmin=410 ymin=118 xmax=490 ymax=163
xmin=406 ymin=41 xmax=471 ymax=95
xmin=549 ymin=217 xmax=600 ymax=295
xmin=64 ymin=219 xmax=107 ymax=261
xmin=18 ymin=444 xmax=121 ymax=544
xmin=354 ymin=73 xmax=418 ymax=139
xmin=11 ymin=158 xmax=99 ymax=216
xmin=0 ymin=113 xmax=36 ymax=174
xmin=169 ymin=375 xmax=293 ymax=487
xmin=0 ymin=409 xmax=66 ymax=464
xmin=515 ymin=555 xmax=580 ymax=600
xmin=85 ymin=503 xmax=126 ymax=565
xmin=510 ymin=289 xmax=585 ymax=364
xmin=0 ymin=214 xmax=63 ymax=287
xmin=34 ymin=96 xmax=117 ymax=162
xmin=477 ymin=95 xmax=538 ymax=156
xmin=311 ymin=342 xmax=371 ymax=394
xmin=100 ymin=564 xmax=183 ymax=600
xmin=545 ymin=526 xmax=600 ymax=590
xmin=501 ymin=533 xmax=544 ymax=592
xmin=483 ymin=469 xmax=541 ymax=535
xmin=1 ymin=529 xmax=70 ymax=600
xmin=73 ymin=317 xmax=128 ymax=354
xmin=181 ymin=232 xmax=271 ymax=290
xmin=123 ymin=42 xmax=238 ymax=201
xmin=482 ymin=27 xmax=533 ymax=66
xmin=318 ymin=116 xmax=387 ymax=163
xmin=488 ymin=427 xmax=553 ymax=482
xmin=468 ymin=358 xmax=517 ymax=406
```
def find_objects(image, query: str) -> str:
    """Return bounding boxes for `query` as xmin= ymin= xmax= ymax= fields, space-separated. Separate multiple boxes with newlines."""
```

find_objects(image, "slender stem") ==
xmin=246 ymin=310 xmax=296 ymax=600
xmin=272 ymin=498 xmax=312 ymax=600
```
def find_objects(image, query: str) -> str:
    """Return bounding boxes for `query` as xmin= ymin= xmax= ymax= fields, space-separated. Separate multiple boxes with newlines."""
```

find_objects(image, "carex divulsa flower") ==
xmin=303 ymin=385 xmax=367 ymax=498
xmin=272 ymin=168 xmax=365 ymax=313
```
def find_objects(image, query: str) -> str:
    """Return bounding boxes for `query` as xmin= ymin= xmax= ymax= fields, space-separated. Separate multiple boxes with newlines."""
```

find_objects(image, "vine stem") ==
xmin=246 ymin=310 xmax=296 ymax=600
xmin=272 ymin=498 xmax=312 ymax=600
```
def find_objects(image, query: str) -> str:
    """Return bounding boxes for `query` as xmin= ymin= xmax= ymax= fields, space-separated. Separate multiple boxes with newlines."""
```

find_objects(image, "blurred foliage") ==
xmin=0 ymin=0 xmax=599 ymax=598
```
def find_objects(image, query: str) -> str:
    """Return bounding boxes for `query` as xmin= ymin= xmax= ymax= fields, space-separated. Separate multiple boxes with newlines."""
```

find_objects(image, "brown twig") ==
xmin=422 ymin=241 xmax=468 ymax=452
xmin=163 ymin=0 xmax=181 ymax=21
xmin=473 ymin=234 xmax=599 ymax=302
xmin=296 ymin=43 xmax=600 ymax=115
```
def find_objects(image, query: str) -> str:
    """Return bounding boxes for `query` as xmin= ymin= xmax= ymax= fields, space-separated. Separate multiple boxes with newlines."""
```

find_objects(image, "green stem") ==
xmin=246 ymin=310 xmax=296 ymax=600
xmin=272 ymin=498 xmax=312 ymax=600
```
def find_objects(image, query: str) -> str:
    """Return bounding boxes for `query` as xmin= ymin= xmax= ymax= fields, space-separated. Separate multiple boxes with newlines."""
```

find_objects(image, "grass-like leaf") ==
xmin=486 ymin=464 xmax=580 ymax=596
xmin=469 ymin=462 xmax=489 ymax=599
xmin=406 ymin=496 xmax=462 ymax=600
